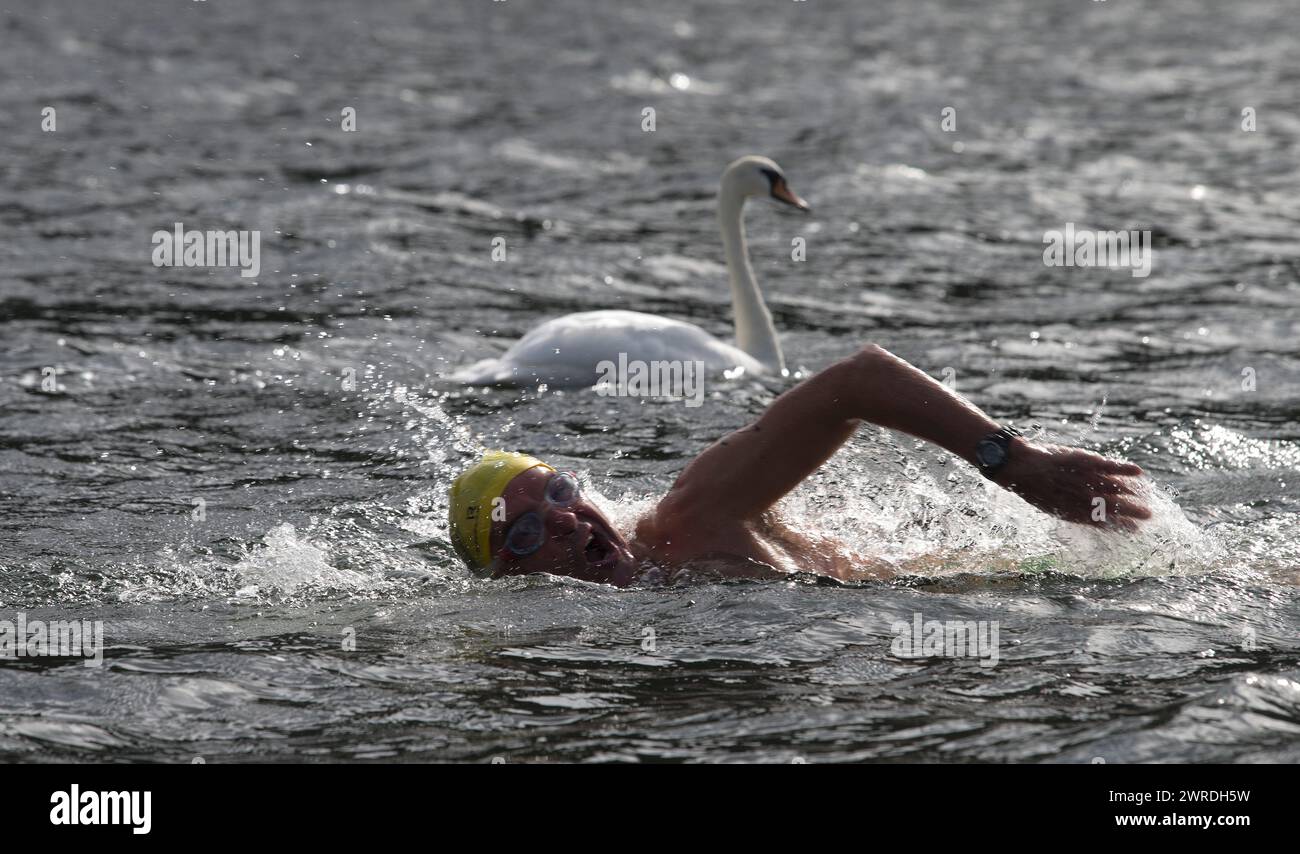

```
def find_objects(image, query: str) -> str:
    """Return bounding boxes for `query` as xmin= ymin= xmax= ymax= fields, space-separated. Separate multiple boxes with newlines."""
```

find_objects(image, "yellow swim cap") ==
xmin=448 ymin=450 xmax=555 ymax=569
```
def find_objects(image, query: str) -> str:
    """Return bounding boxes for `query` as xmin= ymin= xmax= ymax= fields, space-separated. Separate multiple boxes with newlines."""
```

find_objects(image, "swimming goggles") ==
xmin=496 ymin=471 xmax=581 ymax=561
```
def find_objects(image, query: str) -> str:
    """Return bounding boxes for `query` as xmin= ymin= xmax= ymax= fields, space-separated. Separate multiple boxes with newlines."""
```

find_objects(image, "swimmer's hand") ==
xmin=992 ymin=440 xmax=1150 ymax=531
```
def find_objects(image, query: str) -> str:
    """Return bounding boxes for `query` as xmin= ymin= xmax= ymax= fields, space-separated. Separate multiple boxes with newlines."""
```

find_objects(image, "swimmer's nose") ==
xmin=547 ymin=506 xmax=579 ymax=537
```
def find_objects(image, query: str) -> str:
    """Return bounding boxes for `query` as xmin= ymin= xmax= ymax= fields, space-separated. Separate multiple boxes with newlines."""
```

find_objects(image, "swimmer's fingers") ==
xmin=1085 ymin=474 xmax=1128 ymax=495
xmin=1067 ymin=447 xmax=1144 ymax=479
xmin=1039 ymin=494 xmax=1146 ymax=531
xmin=1101 ymin=458 xmax=1144 ymax=478
xmin=1062 ymin=494 xmax=1150 ymax=530
xmin=1088 ymin=472 xmax=1148 ymax=498
xmin=1097 ymin=494 xmax=1153 ymax=530
xmin=1075 ymin=472 xmax=1153 ymax=530
xmin=1068 ymin=452 xmax=1148 ymax=504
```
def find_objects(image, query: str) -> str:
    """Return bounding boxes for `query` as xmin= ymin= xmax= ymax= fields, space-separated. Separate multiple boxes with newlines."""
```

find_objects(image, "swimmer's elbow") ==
xmin=803 ymin=344 xmax=889 ymax=417
xmin=823 ymin=342 xmax=900 ymax=412
xmin=853 ymin=342 xmax=889 ymax=364
xmin=841 ymin=342 xmax=892 ymax=381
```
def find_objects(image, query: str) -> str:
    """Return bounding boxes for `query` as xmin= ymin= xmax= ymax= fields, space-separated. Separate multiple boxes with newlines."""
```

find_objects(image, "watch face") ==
xmin=976 ymin=438 xmax=1005 ymax=468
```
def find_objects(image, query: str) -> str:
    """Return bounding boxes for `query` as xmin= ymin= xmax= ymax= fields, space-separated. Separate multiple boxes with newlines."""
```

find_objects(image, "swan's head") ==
xmin=721 ymin=155 xmax=809 ymax=211
xmin=449 ymin=452 xmax=638 ymax=587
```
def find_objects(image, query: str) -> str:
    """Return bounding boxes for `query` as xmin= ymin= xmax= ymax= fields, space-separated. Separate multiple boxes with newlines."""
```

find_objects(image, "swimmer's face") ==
xmin=487 ymin=467 xmax=637 ymax=585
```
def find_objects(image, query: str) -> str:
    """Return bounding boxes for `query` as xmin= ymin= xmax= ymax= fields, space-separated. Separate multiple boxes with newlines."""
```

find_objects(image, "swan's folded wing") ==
xmin=449 ymin=357 xmax=601 ymax=388
xmin=452 ymin=309 xmax=764 ymax=388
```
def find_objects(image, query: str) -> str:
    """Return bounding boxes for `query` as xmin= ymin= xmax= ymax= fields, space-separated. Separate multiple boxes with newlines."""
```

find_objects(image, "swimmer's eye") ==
xmin=546 ymin=471 xmax=580 ymax=507
xmin=504 ymin=512 xmax=546 ymax=557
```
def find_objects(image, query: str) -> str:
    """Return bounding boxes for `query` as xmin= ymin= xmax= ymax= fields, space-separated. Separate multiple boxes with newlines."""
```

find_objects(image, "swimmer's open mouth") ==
xmin=582 ymin=529 xmax=618 ymax=568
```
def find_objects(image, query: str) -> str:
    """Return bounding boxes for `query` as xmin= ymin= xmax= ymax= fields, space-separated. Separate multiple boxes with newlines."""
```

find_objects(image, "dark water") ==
xmin=1 ymin=0 xmax=1298 ymax=762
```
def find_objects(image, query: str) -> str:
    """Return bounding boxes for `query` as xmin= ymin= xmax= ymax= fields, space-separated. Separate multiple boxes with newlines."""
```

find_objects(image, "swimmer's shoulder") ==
xmin=630 ymin=507 xmax=686 ymax=566
xmin=635 ymin=506 xmax=779 ymax=577
xmin=632 ymin=492 xmax=688 ymax=551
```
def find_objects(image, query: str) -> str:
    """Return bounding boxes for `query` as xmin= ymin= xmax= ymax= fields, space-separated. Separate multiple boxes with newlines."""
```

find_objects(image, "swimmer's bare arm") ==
xmin=656 ymin=344 xmax=1150 ymax=532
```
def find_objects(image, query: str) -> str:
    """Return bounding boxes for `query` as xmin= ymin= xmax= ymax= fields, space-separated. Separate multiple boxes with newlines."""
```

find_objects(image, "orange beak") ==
xmin=771 ymin=177 xmax=810 ymax=211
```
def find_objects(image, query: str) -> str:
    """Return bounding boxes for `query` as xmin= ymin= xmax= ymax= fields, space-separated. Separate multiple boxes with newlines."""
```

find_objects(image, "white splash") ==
xmin=234 ymin=523 xmax=372 ymax=594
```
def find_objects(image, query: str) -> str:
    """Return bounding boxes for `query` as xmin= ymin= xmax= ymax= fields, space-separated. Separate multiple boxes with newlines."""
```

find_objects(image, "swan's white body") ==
xmin=454 ymin=309 xmax=766 ymax=387
xmin=453 ymin=155 xmax=803 ymax=388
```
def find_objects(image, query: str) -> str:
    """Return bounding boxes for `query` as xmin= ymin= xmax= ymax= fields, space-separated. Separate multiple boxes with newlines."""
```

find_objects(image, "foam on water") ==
xmin=232 ymin=523 xmax=372 ymax=596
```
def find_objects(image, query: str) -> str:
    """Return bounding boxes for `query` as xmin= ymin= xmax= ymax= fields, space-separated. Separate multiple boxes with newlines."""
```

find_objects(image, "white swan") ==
xmin=452 ymin=155 xmax=808 ymax=388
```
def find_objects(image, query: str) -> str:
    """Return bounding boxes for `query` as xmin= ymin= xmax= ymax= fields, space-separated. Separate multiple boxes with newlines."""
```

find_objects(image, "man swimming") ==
xmin=448 ymin=344 xmax=1150 ymax=585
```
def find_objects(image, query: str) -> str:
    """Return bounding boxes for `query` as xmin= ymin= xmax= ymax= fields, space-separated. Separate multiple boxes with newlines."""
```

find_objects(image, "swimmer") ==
xmin=448 ymin=344 xmax=1150 ymax=585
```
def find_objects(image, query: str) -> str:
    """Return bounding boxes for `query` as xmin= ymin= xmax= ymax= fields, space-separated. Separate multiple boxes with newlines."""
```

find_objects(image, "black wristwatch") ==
xmin=975 ymin=425 xmax=1022 ymax=477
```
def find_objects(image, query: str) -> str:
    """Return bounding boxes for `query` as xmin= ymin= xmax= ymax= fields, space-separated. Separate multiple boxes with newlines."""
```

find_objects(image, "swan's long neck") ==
xmin=718 ymin=186 xmax=785 ymax=374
